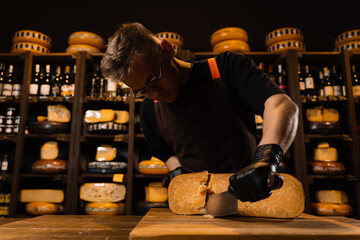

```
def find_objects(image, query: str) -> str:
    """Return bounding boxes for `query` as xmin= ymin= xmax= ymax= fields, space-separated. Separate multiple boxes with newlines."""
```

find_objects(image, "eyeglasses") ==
xmin=133 ymin=44 xmax=163 ymax=97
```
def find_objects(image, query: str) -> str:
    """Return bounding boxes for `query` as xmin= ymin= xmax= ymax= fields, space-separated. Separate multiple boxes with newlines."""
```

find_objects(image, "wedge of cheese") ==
xmin=20 ymin=189 xmax=64 ymax=203
xmin=47 ymin=105 xmax=71 ymax=123
xmin=316 ymin=190 xmax=349 ymax=204
xmin=40 ymin=141 xmax=59 ymax=160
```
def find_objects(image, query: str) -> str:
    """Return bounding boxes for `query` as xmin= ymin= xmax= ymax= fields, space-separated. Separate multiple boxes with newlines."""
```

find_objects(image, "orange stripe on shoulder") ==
xmin=207 ymin=57 xmax=221 ymax=80
xmin=154 ymin=100 xmax=159 ymax=103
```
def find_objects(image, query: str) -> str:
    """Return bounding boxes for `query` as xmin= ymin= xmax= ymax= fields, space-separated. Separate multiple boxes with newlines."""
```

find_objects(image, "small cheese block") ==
xmin=306 ymin=108 xmax=323 ymax=122
xmin=308 ymin=161 xmax=345 ymax=175
xmin=139 ymin=158 xmax=169 ymax=175
xmin=145 ymin=182 xmax=168 ymax=203
xmin=212 ymin=40 xmax=250 ymax=53
xmin=88 ymin=161 xmax=127 ymax=174
xmin=311 ymin=202 xmax=352 ymax=216
xmin=323 ymin=108 xmax=339 ymax=122
xmin=114 ymin=111 xmax=130 ymax=124
xmin=210 ymin=27 xmax=248 ymax=47
xmin=20 ymin=189 xmax=64 ymax=203
xmin=26 ymin=202 xmax=64 ymax=215
xmin=32 ymin=159 xmax=67 ymax=174
xmin=84 ymin=110 xmax=101 ymax=123
xmin=80 ymin=183 xmax=126 ymax=203
xmin=68 ymin=31 xmax=105 ymax=51
xmin=314 ymin=144 xmax=338 ymax=162
xmin=95 ymin=144 xmax=117 ymax=161
xmin=66 ymin=44 xmax=101 ymax=54
xmin=85 ymin=202 xmax=125 ymax=215
xmin=316 ymin=190 xmax=349 ymax=204
xmin=47 ymin=104 xmax=71 ymax=123
xmin=40 ymin=141 xmax=59 ymax=160
xmin=13 ymin=30 xmax=52 ymax=49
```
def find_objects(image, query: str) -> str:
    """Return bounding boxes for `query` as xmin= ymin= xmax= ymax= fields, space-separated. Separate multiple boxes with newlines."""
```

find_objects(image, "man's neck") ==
xmin=173 ymin=57 xmax=193 ymax=87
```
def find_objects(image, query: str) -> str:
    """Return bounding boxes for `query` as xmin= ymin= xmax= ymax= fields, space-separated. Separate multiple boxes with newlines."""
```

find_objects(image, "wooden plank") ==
xmin=129 ymin=208 xmax=360 ymax=240
xmin=0 ymin=215 xmax=141 ymax=240
xmin=0 ymin=218 xmax=26 ymax=226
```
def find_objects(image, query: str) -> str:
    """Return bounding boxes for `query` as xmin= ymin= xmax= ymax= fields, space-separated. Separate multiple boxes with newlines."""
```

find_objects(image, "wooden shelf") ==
xmin=308 ymin=174 xmax=357 ymax=183
xmin=20 ymin=174 xmax=67 ymax=182
xmin=81 ymin=134 xmax=129 ymax=142
xmin=304 ymin=134 xmax=353 ymax=142
xmin=79 ymin=173 xmax=127 ymax=183
xmin=28 ymin=96 xmax=74 ymax=104
xmin=0 ymin=134 xmax=17 ymax=142
xmin=134 ymin=174 xmax=166 ymax=179
xmin=24 ymin=133 xmax=70 ymax=142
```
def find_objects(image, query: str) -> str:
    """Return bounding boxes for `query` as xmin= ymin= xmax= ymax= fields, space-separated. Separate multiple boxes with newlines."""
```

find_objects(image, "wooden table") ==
xmin=0 ymin=218 xmax=25 ymax=226
xmin=0 ymin=215 xmax=141 ymax=239
xmin=130 ymin=208 xmax=360 ymax=240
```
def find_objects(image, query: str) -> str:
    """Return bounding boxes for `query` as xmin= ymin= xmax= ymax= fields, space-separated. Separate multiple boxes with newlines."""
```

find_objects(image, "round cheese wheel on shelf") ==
xmin=311 ymin=202 xmax=352 ymax=216
xmin=212 ymin=40 xmax=250 ymax=53
xmin=306 ymin=121 xmax=342 ymax=134
xmin=26 ymin=202 xmax=64 ymax=215
xmin=316 ymin=190 xmax=349 ymax=204
xmin=11 ymin=42 xmax=50 ymax=54
xmin=139 ymin=159 xmax=169 ymax=175
xmin=87 ymin=161 xmax=127 ymax=174
xmin=335 ymin=41 xmax=360 ymax=52
xmin=308 ymin=161 xmax=345 ymax=175
xmin=268 ymin=40 xmax=305 ymax=53
xmin=265 ymin=27 xmax=304 ymax=48
xmin=68 ymin=31 xmax=105 ymax=51
xmin=210 ymin=27 xmax=248 ymax=47
xmin=79 ymin=183 xmax=126 ymax=202
xmin=66 ymin=44 xmax=101 ymax=54
xmin=155 ymin=32 xmax=184 ymax=48
xmin=13 ymin=30 xmax=52 ymax=49
xmin=32 ymin=159 xmax=67 ymax=174
xmin=85 ymin=202 xmax=125 ymax=215
xmin=335 ymin=29 xmax=360 ymax=48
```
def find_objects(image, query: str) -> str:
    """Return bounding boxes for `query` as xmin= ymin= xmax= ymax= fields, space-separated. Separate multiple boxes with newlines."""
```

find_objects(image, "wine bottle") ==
xmin=1 ymin=154 xmax=8 ymax=173
xmin=304 ymin=65 xmax=316 ymax=100
xmin=107 ymin=77 xmax=117 ymax=98
xmin=318 ymin=71 xmax=325 ymax=97
xmin=268 ymin=65 xmax=276 ymax=83
xmin=29 ymin=64 xmax=40 ymax=97
xmin=331 ymin=66 xmax=341 ymax=97
xmin=298 ymin=63 xmax=305 ymax=96
xmin=99 ymin=76 xmax=107 ymax=98
xmin=11 ymin=68 xmax=22 ymax=98
xmin=52 ymin=66 xmax=62 ymax=97
xmin=352 ymin=65 xmax=360 ymax=97
xmin=39 ymin=64 xmax=51 ymax=98
xmin=276 ymin=64 xmax=287 ymax=92
xmin=2 ymin=65 xmax=14 ymax=97
xmin=61 ymin=66 xmax=71 ymax=97
xmin=323 ymin=67 xmax=334 ymax=97
xmin=69 ymin=65 xmax=76 ymax=97
xmin=0 ymin=62 xmax=5 ymax=96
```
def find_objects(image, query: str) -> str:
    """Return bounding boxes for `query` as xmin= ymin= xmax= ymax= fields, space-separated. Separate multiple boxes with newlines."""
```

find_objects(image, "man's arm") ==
xmin=259 ymin=94 xmax=299 ymax=153
xmin=165 ymin=156 xmax=181 ymax=171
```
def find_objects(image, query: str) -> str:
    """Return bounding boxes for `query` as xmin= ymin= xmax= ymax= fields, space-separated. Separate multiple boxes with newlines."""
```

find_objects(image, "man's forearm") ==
xmin=259 ymin=94 xmax=299 ymax=153
xmin=165 ymin=156 xmax=181 ymax=171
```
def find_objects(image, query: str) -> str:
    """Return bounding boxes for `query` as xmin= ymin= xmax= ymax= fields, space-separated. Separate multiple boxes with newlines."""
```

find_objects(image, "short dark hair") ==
xmin=101 ymin=22 xmax=156 ymax=82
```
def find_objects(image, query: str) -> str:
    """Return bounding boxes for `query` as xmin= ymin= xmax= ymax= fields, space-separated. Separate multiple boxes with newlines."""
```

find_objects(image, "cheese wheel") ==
xmin=47 ymin=104 xmax=71 ymax=123
xmin=210 ymin=27 xmax=248 ymax=47
xmin=40 ymin=141 xmax=59 ymax=160
xmin=88 ymin=161 xmax=127 ymax=174
xmin=145 ymin=182 xmax=168 ymax=202
xmin=268 ymin=40 xmax=306 ymax=53
xmin=26 ymin=202 xmax=64 ymax=215
xmin=314 ymin=146 xmax=338 ymax=162
xmin=265 ymin=27 xmax=303 ymax=48
xmin=95 ymin=144 xmax=117 ymax=161
xmin=335 ymin=41 xmax=360 ymax=52
xmin=306 ymin=108 xmax=323 ymax=122
xmin=66 ymin=44 xmax=101 ymax=54
xmin=68 ymin=31 xmax=105 ymax=51
xmin=212 ymin=40 xmax=250 ymax=53
xmin=168 ymin=172 xmax=305 ymax=218
xmin=114 ymin=111 xmax=130 ymax=124
xmin=32 ymin=159 xmax=67 ymax=174
xmin=311 ymin=202 xmax=352 ymax=216
xmin=11 ymin=42 xmax=50 ymax=54
xmin=13 ymin=30 xmax=52 ymax=49
xmin=85 ymin=202 xmax=125 ymax=215
xmin=20 ymin=189 xmax=64 ymax=203
xmin=335 ymin=29 xmax=360 ymax=48
xmin=79 ymin=183 xmax=126 ymax=203
xmin=316 ymin=190 xmax=349 ymax=204
xmin=308 ymin=161 xmax=345 ymax=175
xmin=139 ymin=159 xmax=169 ymax=175
xmin=156 ymin=32 xmax=184 ymax=48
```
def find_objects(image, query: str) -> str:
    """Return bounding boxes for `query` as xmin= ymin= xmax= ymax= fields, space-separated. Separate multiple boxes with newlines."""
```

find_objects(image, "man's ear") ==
xmin=159 ymin=39 xmax=175 ymax=59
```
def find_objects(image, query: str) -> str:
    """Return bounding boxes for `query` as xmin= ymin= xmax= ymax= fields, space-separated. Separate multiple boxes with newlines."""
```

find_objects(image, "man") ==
xmin=101 ymin=22 xmax=299 ymax=202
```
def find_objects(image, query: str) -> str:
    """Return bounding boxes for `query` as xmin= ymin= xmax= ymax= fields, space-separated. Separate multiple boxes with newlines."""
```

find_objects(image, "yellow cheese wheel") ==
xmin=68 ymin=31 xmax=105 ymax=51
xmin=314 ymin=147 xmax=338 ymax=162
xmin=335 ymin=29 xmax=360 ymax=48
xmin=156 ymin=32 xmax=184 ymax=48
xmin=26 ymin=202 xmax=64 ymax=215
xmin=11 ymin=42 xmax=50 ymax=54
xmin=32 ymin=159 xmax=67 ymax=174
xmin=265 ymin=27 xmax=304 ymax=48
xmin=20 ymin=189 xmax=64 ymax=203
xmin=47 ymin=104 xmax=71 ymax=123
xmin=145 ymin=182 xmax=168 ymax=202
xmin=66 ymin=44 xmax=101 ymax=54
xmin=316 ymin=190 xmax=349 ymax=204
xmin=268 ymin=40 xmax=306 ymax=53
xmin=79 ymin=183 xmax=126 ymax=202
xmin=311 ymin=202 xmax=352 ymax=216
xmin=335 ymin=41 xmax=360 ymax=52
xmin=13 ymin=30 xmax=52 ymax=49
xmin=212 ymin=40 xmax=250 ymax=53
xmin=85 ymin=202 xmax=125 ymax=215
xmin=139 ymin=158 xmax=169 ymax=175
xmin=210 ymin=27 xmax=248 ymax=47
xmin=114 ymin=111 xmax=130 ymax=124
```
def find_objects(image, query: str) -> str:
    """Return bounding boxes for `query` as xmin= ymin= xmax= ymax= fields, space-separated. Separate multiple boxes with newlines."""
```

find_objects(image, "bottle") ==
xmin=69 ymin=65 xmax=76 ymax=97
xmin=39 ymin=64 xmax=51 ymax=98
xmin=276 ymin=64 xmax=287 ymax=92
xmin=298 ymin=63 xmax=305 ymax=96
xmin=339 ymin=73 xmax=346 ymax=97
xmin=1 ymin=154 xmax=8 ymax=173
xmin=323 ymin=67 xmax=334 ymax=97
xmin=122 ymin=83 xmax=131 ymax=101
xmin=99 ymin=76 xmax=107 ymax=98
xmin=89 ymin=63 xmax=101 ymax=98
xmin=107 ymin=77 xmax=117 ymax=98
xmin=52 ymin=66 xmax=62 ymax=97
xmin=0 ymin=62 xmax=5 ymax=96
xmin=318 ymin=71 xmax=325 ymax=97
xmin=304 ymin=65 xmax=316 ymax=99
xmin=29 ymin=64 xmax=40 ymax=97
xmin=11 ymin=68 xmax=22 ymax=98
xmin=61 ymin=66 xmax=71 ymax=97
xmin=352 ymin=65 xmax=360 ymax=97
xmin=331 ymin=66 xmax=342 ymax=97
xmin=268 ymin=65 xmax=276 ymax=83
xmin=2 ymin=65 xmax=14 ymax=97
xmin=259 ymin=62 xmax=265 ymax=71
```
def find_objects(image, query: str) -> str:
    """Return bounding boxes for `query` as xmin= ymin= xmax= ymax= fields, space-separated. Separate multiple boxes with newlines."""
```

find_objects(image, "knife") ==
xmin=204 ymin=173 xmax=283 ymax=217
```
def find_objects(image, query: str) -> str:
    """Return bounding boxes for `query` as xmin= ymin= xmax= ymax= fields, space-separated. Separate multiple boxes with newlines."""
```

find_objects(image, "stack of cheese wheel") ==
xmin=80 ymin=183 xmax=126 ymax=215
xmin=155 ymin=32 xmax=184 ymax=55
xmin=265 ymin=27 xmax=305 ymax=53
xmin=308 ymin=142 xmax=345 ymax=175
xmin=32 ymin=141 xmax=67 ymax=174
xmin=311 ymin=190 xmax=352 ymax=216
xmin=138 ymin=156 xmax=169 ymax=175
xmin=20 ymin=189 xmax=65 ymax=215
xmin=210 ymin=27 xmax=250 ymax=53
xmin=66 ymin=31 xmax=104 ymax=54
xmin=334 ymin=29 xmax=360 ymax=52
xmin=11 ymin=30 xmax=51 ymax=54
xmin=84 ymin=109 xmax=130 ymax=134
xmin=306 ymin=107 xmax=342 ymax=134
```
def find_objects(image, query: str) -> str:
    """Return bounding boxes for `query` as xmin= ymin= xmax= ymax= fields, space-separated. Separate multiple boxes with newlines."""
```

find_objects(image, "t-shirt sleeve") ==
xmin=216 ymin=51 xmax=285 ymax=116
xmin=140 ymin=98 xmax=175 ymax=163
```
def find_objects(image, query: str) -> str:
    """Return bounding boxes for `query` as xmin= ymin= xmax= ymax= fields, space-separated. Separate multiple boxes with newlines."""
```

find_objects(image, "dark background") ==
xmin=1 ymin=0 xmax=359 ymax=53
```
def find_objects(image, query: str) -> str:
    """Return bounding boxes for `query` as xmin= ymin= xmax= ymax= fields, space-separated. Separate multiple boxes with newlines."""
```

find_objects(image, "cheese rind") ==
xmin=26 ymin=202 xmax=64 ymax=215
xmin=145 ymin=182 xmax=168 ymax=203
xmin=47 ymin=105 xmax=71 ymax=123
xmin=40 ymin=141 xmax=59 ymax=160
xmin=85 ymin=202 xmax=125 ymax=215
xmin=316 ymin=190 xmax=348 ymax=204
xmin=80 ymin=183 xmax=126 ymax=203
xmin=20 ymin=189 xmax=64 ymax=203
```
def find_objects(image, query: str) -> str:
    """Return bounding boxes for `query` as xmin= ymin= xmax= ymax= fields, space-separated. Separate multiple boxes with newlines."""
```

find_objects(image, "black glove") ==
xmin=228 ymin=144 xmax=284 ymax=202
xmin=162 ymin=166 xmax=191 ymax=187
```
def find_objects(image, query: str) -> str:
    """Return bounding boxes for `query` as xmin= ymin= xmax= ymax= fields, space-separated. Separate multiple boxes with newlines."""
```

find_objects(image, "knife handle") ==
xmin=267 ymin=173 xmax=283 ymax=190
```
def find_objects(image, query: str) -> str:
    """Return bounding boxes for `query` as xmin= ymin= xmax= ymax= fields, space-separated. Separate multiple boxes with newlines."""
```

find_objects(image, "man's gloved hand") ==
xmin=228 ymin=144 xmax=284 ymax=202
xmin=162 ymin=166 xmax=191 ymax=187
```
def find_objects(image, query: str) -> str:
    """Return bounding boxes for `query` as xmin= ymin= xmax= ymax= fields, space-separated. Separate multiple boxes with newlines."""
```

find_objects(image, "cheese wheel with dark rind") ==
xmin=265 ymin=27 xmax=304 ymax=48
xmin=268 ymin=40 xmax=306 ymax=53
xmin=13 ymin=30 xmax=52 ymax=49
xmin=335 ymin=29 xmax=360 ymax=48
xmin=212 ymin=40 xmax=250 ymax=53
xmin=311 ymin=202 xmax=352 ymax=216
xmin=308 ymin=161 xmax=345 ymax=175
xmin=68 ymin=31 xmax=105 ymax=50
xmin=11 ymin=42 xmax=50 ymax=54
xmin=26 ymin=202 xmax=64 ymax=215
xmin=85 ymin=202 xmax=125 ymax=215
xmin=210 ymin=27 xmax=248 ymax=47
xmin=32 ymin=159 xmax=67 ymax=174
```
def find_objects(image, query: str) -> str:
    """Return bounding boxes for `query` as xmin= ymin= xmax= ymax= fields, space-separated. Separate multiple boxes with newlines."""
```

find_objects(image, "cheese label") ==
xmin=113 ymin=174 xmax=124 ymax=183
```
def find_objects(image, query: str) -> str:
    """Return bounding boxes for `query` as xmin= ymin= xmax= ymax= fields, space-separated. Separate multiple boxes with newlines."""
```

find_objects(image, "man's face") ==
xmin=122 ymin=45 xmax=182 ymax=103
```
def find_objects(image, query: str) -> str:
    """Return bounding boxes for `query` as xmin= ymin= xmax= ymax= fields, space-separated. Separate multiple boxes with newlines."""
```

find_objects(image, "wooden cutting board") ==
xmin=130 ymin=208 xmax=360 ymax=240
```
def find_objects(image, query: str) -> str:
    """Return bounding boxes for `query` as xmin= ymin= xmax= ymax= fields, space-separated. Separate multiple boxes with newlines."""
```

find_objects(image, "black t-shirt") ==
xmin=140 ymin=51 xmax=285 ymax=162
